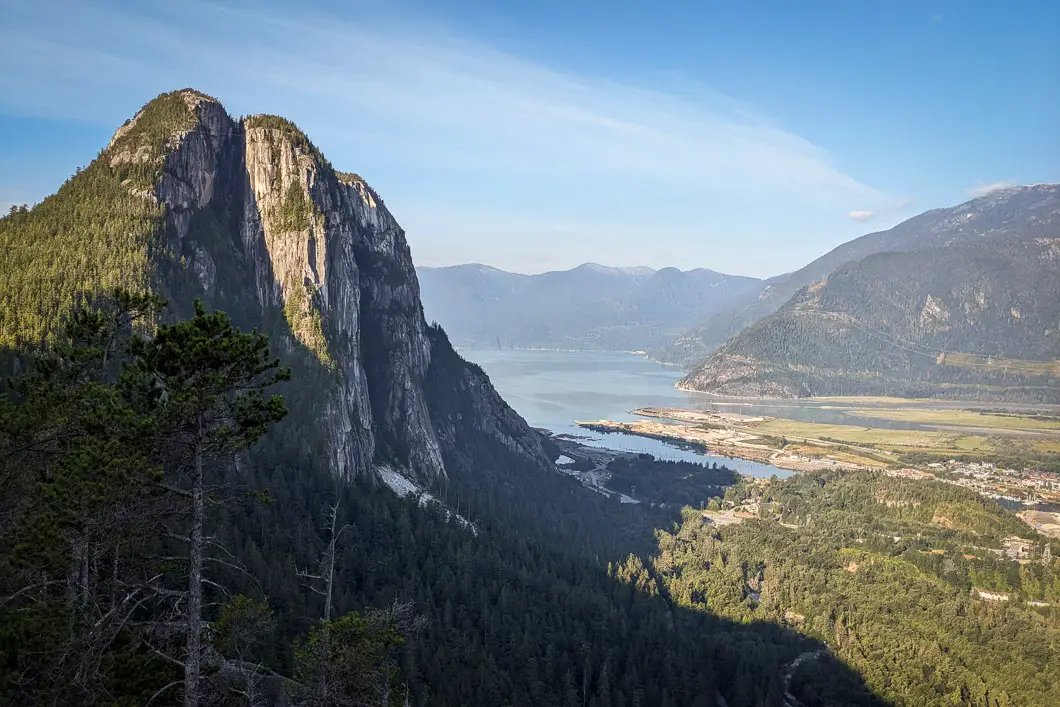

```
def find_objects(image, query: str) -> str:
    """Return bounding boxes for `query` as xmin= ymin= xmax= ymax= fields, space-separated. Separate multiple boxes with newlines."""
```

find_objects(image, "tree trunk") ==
xmin=185 ymin=429 xmax=205 ymax=707
xmin=80 ymin=543 xmax=90 ymax=609
xmin=323 ymin=500 xmax=338 ymax=622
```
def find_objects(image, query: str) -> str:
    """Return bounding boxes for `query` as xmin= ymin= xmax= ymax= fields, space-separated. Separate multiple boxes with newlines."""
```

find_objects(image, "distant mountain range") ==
xmin=678 ymin=184 xmax=1060 ymax=402
xmin=417 ymin=262 xmax=760 ymax=352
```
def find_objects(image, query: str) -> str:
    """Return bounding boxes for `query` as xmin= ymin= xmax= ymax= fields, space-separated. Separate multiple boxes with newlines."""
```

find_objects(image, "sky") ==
xmin=0 ymin=0 xmax=1057 ymax=278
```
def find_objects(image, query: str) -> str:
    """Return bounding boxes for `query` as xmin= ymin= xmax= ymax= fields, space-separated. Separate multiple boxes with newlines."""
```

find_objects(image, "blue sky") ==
xmin=1 ymin=0 xmax=1057 ymax=278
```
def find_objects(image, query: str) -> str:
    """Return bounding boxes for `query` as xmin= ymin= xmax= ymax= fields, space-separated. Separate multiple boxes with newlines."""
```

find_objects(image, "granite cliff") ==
xmin=0 ymin=89 xmax=551 ymax=486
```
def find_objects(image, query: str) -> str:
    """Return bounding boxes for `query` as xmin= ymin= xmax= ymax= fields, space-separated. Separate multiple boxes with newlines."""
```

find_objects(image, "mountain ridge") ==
xmin=417 ymin=261 xmax=760 ymax=352
xmin=678 ymin=198 xmax=1060 ymax=401
xmin=658 ymin=184 xmax=1060 ymax=366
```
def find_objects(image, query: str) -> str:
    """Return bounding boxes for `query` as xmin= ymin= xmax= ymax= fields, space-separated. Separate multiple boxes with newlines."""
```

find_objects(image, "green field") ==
xmin=749 ymin=409 xmax=1060 ymax=467
xmin=845 ymin=407 xmax=1060 ymax=434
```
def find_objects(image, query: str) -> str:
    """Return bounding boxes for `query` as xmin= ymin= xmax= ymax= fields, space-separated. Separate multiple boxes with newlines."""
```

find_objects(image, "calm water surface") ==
xmin=459 ymin=349 xmax=791 ymax=478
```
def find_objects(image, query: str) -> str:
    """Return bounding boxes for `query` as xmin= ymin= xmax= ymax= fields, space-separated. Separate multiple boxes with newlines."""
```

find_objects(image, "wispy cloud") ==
xmin=0 ymin=0 xmax=893 ymax=276
xmin=966 ymin=181 xmax=1015 ymax=198
xmin=846 ymin=209 xmax=876 ymax=222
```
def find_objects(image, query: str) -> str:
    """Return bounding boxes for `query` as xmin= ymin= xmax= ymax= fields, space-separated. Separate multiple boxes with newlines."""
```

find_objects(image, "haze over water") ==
xmin=459 ymin=348 xmax=791 ymax=478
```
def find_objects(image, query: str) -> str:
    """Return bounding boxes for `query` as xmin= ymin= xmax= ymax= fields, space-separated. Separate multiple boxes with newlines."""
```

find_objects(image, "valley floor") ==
xmin=576 ymin=402 xmax=1060 ymax=519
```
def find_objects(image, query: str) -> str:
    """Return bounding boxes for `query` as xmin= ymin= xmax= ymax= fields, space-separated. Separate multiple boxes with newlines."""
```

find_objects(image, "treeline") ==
xmin=0 ymin=291 xmax=423 ymax=705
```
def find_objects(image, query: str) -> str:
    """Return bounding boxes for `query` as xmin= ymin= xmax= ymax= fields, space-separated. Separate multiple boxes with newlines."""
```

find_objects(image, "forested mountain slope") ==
xmin=417 ymin=262 xmax=759 ymax=351
xmin=1 ymin=89 xmax=893 ymax=706
xmin=659 ymin=184 xmax=1060 ymax=365
xmin=680 ymin=231 xmax=1060 ymax=401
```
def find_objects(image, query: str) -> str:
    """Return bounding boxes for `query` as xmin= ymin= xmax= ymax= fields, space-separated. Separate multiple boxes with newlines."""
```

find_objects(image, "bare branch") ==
xmin=145 ymin=680 xmax=183 ymax=706
xmin=0 ymin=580 xmax=63 ymax=608
xmin=145 ymin=482 xmax=192 ymax=499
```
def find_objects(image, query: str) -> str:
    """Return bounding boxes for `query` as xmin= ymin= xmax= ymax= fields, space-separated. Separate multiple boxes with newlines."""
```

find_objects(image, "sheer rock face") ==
xmin=115 ymin=89 xmax=539 ymax=483
xmin=158 ymin=96 xmax=236 ymax=246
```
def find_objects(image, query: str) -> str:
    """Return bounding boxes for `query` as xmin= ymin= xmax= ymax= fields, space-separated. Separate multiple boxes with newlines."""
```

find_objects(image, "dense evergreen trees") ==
xmin=4 ymin=292 xmax=1056 ymax=707
xmin=0 ymin=293 xmax=401 ymax=705
xmin=604 ymin=455 xmax=739 ymax=506
xmin=5 ymin=293 xmax=1055 ymax=705
xmin=3 ymin=294 xmax=889 ymax=705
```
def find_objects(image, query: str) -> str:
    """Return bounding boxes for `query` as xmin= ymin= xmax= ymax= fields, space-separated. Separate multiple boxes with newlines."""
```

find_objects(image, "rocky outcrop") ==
xmin=422 ymin=325 xmax=551 ymax=477
xmin=918 ymin=294 xmax=951 ymax=332
xmin=100 ymin=89 xmax=548 ymax=484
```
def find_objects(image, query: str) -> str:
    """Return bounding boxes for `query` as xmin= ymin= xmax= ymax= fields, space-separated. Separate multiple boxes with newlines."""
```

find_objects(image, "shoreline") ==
xmin=574 ymin=414 xmax=865 ymax=474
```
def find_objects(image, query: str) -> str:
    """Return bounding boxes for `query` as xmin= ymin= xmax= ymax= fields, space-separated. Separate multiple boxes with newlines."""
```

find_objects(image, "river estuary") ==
xmin=458 ymin=348 xmax=792 ymax=478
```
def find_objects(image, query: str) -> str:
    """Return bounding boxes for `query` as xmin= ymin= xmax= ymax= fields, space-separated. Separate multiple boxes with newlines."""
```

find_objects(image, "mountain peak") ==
xmin=576 ymin=262 xmax=656 ymax=276
xmin=106 ymin=89 xmax=222 ymax=153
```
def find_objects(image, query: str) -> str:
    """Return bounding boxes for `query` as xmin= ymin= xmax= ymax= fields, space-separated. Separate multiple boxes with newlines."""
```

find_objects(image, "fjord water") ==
xmin=459 ymin=348 xmax=790 ymax=477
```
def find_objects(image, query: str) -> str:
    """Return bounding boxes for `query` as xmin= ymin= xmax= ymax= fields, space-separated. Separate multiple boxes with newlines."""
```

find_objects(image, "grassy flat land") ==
xmin=810 ymin=395 xmax=969 ymax=405
xmin=755 ymin=412 xmax=1060 ymax=467
xmin=939 ymin=351 xmax=1060 ymax=377
xmin=844 ymin=407 xmax=1060 ymax=433
xmin=615 ymin=404 xmax=1060 ymax=471
xmin=755 ymin=417 xmax=974 ymax=448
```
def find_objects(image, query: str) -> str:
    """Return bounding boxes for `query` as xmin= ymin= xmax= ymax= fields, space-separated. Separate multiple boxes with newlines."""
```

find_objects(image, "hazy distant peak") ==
xmin=467 ymin=263 xmax=506 ymax=273
xmin=416 ymin=261 xmax=760 ymax=352
xmin=576 ymin=262 xmax=656 ymax=276
xmin=419 ymin=263 xmax=505 ymax=274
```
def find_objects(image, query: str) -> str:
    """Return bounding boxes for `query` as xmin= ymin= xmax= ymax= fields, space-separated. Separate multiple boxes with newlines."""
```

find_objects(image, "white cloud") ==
xmin=966 ymin=181 xmax=1015 ymax=198
xmin=0 ymin=0 xmax=894 ymax=277
xmin=0 ymin=2 xmax=887 ymax=203
xmin=847 ymin=209 xmax=875 ymax=222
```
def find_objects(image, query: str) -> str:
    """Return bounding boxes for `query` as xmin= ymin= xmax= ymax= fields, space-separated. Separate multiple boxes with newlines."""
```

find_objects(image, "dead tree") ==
xmin=298 ymin=497 xmax=352 ymax=622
